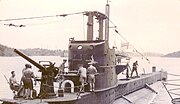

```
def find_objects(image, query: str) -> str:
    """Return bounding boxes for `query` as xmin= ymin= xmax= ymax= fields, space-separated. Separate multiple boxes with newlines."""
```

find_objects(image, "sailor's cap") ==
xmin=25 ymin=64 xmax=31 ymax=68
xmin=88 ymin=62 xmax=93 ymax=65
xmin=63 ymin=59 xmax=67 ymax=61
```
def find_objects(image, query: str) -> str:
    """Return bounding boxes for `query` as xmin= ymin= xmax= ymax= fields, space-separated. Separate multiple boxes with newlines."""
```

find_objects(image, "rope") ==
xmin=0 ymin=12 xmax=84 ymax=22
xmin=167 ymin=79 xmax=180 ymax=82
xmin=163 ymin=83 xmax=180 ymax=87
xmin=162 ymin=81 xmax=180 ymax=100
xmin=167 ymin=73 xmax=180 ymax=77
xmin=164 ymin=73 xmax=180 ymax=82
xmin=169 ymin=91 xmax=180 ymax=96
xmin=42 ymin=82 xmax=88 ymax=89
xmin=162 ymin=82 xmax=173 ymax=100
xmin=168 ymin=88 xmax=180 ymax=91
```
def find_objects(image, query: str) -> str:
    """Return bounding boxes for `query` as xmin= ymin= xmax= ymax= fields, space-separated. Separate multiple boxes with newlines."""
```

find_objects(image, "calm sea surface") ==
xmin=0 ymin=56 xmax=180 ymax=103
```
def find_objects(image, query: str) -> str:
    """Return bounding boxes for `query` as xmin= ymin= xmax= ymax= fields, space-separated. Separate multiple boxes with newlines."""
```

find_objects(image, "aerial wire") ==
xmin=108 ymin=18 xmax=150 ymax=63
xmin=0 ymin=11 xmax=85 ymax=27
xmin=0 ymin=9 xmax=150 ymax=63
xmin=0 ymin=11 xmax=85 ymax=22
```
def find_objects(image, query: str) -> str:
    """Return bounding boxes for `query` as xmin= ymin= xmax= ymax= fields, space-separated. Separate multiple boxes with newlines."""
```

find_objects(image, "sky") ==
xmin=0 ymin=0 xmax=180 ymax=54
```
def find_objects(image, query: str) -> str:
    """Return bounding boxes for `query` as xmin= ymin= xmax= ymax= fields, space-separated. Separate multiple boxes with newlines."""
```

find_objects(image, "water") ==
xmin=0 ymin=56 xmax=64 ymax=99
xmin=0 ymin=56 xmax=179 ymax=103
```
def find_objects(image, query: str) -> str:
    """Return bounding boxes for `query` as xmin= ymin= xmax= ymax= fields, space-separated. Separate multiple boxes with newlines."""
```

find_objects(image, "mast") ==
xmin=87 ymin=12 xmax=94 ymax=40
xmin=98 ymin=16 xmax=104 ymax=40
xmin=86 ymin=11 xmax=106 ymax=41
xmin=105 ymin=0 xmax=110 ymax=44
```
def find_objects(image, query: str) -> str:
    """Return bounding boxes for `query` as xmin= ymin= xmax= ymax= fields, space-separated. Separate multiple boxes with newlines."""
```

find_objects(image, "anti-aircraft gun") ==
xmin=14 ymin=49 xmax=58 ymax=98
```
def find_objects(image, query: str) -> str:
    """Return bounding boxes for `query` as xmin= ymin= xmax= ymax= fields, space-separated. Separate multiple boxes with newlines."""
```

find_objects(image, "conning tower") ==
xmin=68 ymin=10 xmax=117 ymax=90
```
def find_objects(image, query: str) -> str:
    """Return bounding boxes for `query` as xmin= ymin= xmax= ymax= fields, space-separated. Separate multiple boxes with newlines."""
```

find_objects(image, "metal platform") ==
xmin=0 ymin=71 xmax=167 ymax=104
xmin=0 ymin=92 xmax=90 ymax=104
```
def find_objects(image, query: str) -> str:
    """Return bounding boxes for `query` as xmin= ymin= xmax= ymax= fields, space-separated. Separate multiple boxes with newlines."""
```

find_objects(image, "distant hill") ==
xmin=163 ymin=51 xmax=180 ymax=57
xmin=124 ymin=52 xmax=163 ymax=57
xmin=20 ymin=48 xmax=68 ymax=57
xmin=0 ymin=44 xmax=15 ymax=56
xmin=0 ymin=43 xmax=163 ymax=57
xmin=143 ymin=52 xmax=164 ymax=57
xmin=116 ymin=50 xmax=163 ymax=58
xmin=0 ymin=44 xmax=67 ymax=57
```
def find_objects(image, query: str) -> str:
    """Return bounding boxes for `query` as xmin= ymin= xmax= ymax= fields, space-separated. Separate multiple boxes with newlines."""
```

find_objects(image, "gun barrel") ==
xmin=14 ymin=49 xmax=46 ymax=71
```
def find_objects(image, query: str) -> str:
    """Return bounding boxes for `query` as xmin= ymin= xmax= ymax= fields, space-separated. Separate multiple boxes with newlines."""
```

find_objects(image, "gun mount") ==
xmin=14 ymin=49 xmax=58 ymax=98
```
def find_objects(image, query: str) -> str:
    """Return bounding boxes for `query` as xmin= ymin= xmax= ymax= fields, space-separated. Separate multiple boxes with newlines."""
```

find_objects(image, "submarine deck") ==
xmin=0 ymin=92 xmax=92 ymax=104
xmin=0 ymin=71 xmax=167 ymax=104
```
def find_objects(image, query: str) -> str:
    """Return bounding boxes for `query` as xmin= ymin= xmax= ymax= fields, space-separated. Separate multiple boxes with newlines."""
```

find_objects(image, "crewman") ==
xmin=55 ymin=67 xmax=65 ymax=89
xmin=130 ymin=61 xmax=139 ymax=78
xmin=21 ymin=64 xmax=36 ymax=100
xmin=59 ymin=59 xmax=68 ymax=74
xmin=9 ymin=71 xmax=19 ymax=91
xmin=22 ymin=64 xmax=32 ymax=76
xmin=55 ymin=59 xmax=68 ymax=89
xmin=87 ymin=62 xmax=97 ymax=92
xmin=125 ymin=62 xmax=131 ymax=79
xmin=9 ymin=71 xmax=21 ymax=97
xmin=77 ymin=64 xmax=87 ymax=93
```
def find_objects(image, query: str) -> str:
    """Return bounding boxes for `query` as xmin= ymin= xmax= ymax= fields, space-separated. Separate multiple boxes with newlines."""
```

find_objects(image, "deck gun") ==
xmin=14 ymin=49 xmax=58 ymax=98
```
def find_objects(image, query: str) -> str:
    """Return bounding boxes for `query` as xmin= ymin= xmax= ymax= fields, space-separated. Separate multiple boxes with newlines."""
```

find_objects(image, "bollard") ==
xmin=152 ymin=66 xmax=156 ymax=72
